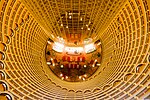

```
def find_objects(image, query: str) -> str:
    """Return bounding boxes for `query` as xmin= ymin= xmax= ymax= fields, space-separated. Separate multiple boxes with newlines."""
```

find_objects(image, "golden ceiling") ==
xmin=21 ymin=0 xmax=126 ymax=43
xmin=0 ymin=0 xmax=150 ymax=99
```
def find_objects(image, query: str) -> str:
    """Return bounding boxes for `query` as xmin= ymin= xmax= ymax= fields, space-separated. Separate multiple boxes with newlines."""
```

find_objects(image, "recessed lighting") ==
xmin=88 ymin=28 xmax=90 ymax=30
xmin=61 ymin=24 xmax=63 ymax=26
xmin=66 ymin=76 xmax=68 ymax=79
xmin=60 ymin=65 xmax=63 ymax=68
xmin=53 ymin=63 xmax=55 ymax=66
xmin=82 ymin=78 xmax=85 ymax=81
xmin=69 ymin=16 xmax=72 ymax=19
xmin=97 ymin=64 xmax=101 ymax=66
xmin=51 ymin=58 xmax=53 ymax=61
xmin=60 ymin=73 xmax=63 ymax=77
xmin=79 ymin=76 xmax=82 ymax=79
xmin=92 ymin=65 xmax=95 ymax=67
xmin=81 ymin=27 xmax=83 ymax=29
xmin=66 ymin=26 xmax=68 ymax=28
xmin=97 ymin=42 xmax=101 ymax=45
xmin=86 ymin=24 xmax=88 ymax=27
xmin=80 ymin=17 xmax=82 ymax=21
xmin=84 ymin=74 xmax=87 ymax=77
xmin=61 ymin=77 xmax=64 ymax=80
xmin=95 ymin=59 xmax=97 ymax=62
xmin=69 ymin=13 xmax=72 ymax=15
xmin=84 ymin=65 xmax=86 ymax=68
xmin=47 ymin=41 xmax=51 ymax=44
xmin=47 ymin=62 xmax=51 ymax=65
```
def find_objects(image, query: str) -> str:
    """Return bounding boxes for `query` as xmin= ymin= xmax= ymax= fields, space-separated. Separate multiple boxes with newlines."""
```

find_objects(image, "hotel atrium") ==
xmin=0 ymin=0 xmax=150 ymax=99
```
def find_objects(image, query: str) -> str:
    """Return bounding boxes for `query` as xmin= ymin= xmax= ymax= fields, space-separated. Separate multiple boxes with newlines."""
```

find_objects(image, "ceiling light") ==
xmin=66 ymin=26 xmax=68 ymax=28
xmin=82 ymin=78 xmax=85 ymax=81
xmin=95 ymin=59 xmax=97 ymax=62
xmin=88 ymin=28 xmax=90 ymax=30
xmin=60 ymin=73 xmax=63 ymax=77
xmin=66 ymin=76 xmax=68 ymax=79
xmin=61 ymin=77 xmax=64 ymax=80
xmin=80 ymin=17 xmax=82 ymax=21
xmin=79 ymin=76 xmax=82 ymax=79
xmin=97 ymin=64 xmax=101 ymax=66
xmin=92 ymin=65 xmax=95 ymax=67
xmin=97 ymin=42 xmax=101 ymax=45
xmin=53 ymin=63 xmax=55 ymax=66
xmin=81 ymin=27 xmax=83 ymax=29
xmin=47 ymin=62 xmax=51 ymax=65
xmin=60 ymin=65 xmax=63 ymax=68
xmin=84 ymin=74 xmax=87 ymax=77
xmin=86 ymin=24 xmax=88 ymax=27
xmin=51 ymin=58 xmax=53 ymax=61
xmin=47 ymin=41 xmax=51 ymax=44
xmin=69 ymin=13 xmax=72 ymax=15
xmin=69 ymin=16 xmax=72 ymax=19
xmin=84 ymin=65 xmax=86 ymax=68
xmin=61 ymin=24 xmax=63 ymax=26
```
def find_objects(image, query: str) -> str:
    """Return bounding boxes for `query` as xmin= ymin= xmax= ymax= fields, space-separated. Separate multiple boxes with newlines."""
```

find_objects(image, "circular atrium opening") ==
xmin=45 ymin=38 xmax=102 ymax=82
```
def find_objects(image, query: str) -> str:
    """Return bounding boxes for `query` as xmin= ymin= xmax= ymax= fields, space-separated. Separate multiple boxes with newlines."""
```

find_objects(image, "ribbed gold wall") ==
xmin=0 ymin=0 xmax=150 ymax=99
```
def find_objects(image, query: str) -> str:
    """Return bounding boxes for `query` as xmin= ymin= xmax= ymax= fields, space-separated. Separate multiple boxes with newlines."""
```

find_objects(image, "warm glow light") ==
xmin=61 ymin=24 xmax=63 ymax=26
xmin=47 ymin=62 xmax=51 ymax=65
xmin=60 ymin=74 xmax=63 ymax=77
xmin=66 ymin=76 xmax=68 ymax=79
xmin=88 ymin=28 xmax=90 ymax=30
xmin=47 ymin=41 xmax=51 ymax=44
xmin=95 ymin=59 xmax=97 ymax=62
xmin=84 ymin=74 xmax=87 ymax=77
xmin=92 ymin=65 xmax=95 ymax=67
xmin=66 ymin=26 xmax=68 ymax=28
xmin=60 ymin=65 xmax=63 ymax=68
xmin=84 ymin=38 xmax=93 ymax=44
xmin=79 ymin=76 xmax=82 ymax=79
xmin=52 ymin=42 xmax=64 ymax=52
xmin=84 ymin=65 xmax=86 ymax=68
xmin=57 ymin=36 xmax=65 ymax=43
xmin=53 ymin=63 xmax=55 ymax=66
xmin=97 ymin=42 xmax=101 ymax=45
xmin=55 ymin=42 xmax=64 ymax=48
xmin=61 ymin=77 xmax=64 ymax=80
xmin=83 ymin=78 xmax=85 ymax=81
xmin=69 ymin=13 xmax=72 ymax=15
xmin=65 ymin=47 xmax=83 ymax=55
xmin=97 ymin=64 xmax=101 ymax=66
xmin=80 ymin=17 xmax=82 ymax=21
xmin=69 ymin=16 xmax=72 ymax=19
xmin=84 ymin=43 xmax=96 ymax=53
xmin=51 ymin=58 xmax=53 ymax=61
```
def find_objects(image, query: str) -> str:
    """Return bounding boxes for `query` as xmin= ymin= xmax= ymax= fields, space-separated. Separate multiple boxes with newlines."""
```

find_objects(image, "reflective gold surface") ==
xmin=0 ymin=0 xmax=150 ymax=99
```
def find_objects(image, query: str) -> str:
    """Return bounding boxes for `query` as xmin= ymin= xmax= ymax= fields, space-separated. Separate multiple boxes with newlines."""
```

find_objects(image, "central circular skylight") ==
xmin=45 ymin=39 xmax=102 ymax=82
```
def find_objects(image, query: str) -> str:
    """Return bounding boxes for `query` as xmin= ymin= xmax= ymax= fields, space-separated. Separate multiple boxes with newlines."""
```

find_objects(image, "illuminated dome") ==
xmin=0 ymin=0 xmax=150 ymax=100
